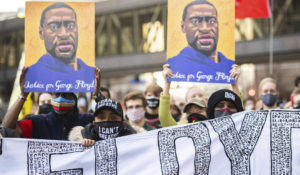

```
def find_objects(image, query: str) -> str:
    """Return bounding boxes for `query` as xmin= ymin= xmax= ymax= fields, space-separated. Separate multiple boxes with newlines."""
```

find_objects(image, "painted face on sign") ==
xmin=39 ymin=7 xmax=78 ymax=64
xmin=181 ymin=4 xmax=218 ymax=55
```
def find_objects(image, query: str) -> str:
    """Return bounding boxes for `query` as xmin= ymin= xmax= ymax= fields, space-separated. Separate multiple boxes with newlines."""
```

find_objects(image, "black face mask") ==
xmin=294 ymin=105 xmax=300 ymax=109
xmin=172 ymin=114 xmax=181 ymax=122
xmin=146 ymin=97 xmax=160 ymax=109
xmin=93 ymin=121 xmax=123 ymax=140
xmin=145 ymin=112 xmax=159 ymax=120
xmin=187 ymin=113 xmax=207 ymax=123
xmin=38 ymin=104 xmax=52 ymax=114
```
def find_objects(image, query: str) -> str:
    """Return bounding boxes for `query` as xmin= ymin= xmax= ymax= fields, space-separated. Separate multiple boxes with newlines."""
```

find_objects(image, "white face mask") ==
xmin=126 ymin=108 xmax=145 ymax=123
xmin=245 ymin=104 xmax=253 ymax=111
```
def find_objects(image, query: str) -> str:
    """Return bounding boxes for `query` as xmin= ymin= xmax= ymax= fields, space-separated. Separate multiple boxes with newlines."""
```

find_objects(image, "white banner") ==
xmin=1 ymin=110 xmax=300 ymax=175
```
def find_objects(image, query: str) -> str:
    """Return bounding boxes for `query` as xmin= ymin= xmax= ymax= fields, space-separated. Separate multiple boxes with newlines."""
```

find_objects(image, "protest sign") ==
xmin=1 ymin=110 xmax=300 ymax=174
xmin=24 ymin=2 xmax=95 ymax=92
xmin=167 ymin=0 xmax=235 ymax=84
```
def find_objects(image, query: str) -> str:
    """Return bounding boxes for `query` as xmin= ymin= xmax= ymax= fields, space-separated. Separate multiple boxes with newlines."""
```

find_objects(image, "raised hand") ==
xmin=93 ymin=67 xmax=101 ymax=96
xmin=162 ymin=64 xmax=173 ymax=81
xmin=230 ymin=64 xmax=240 ymax=82
xmin=20 ymin=66 xmax=29 ymax=99
xmin=230 ymin=64 xmax=241 ymax=95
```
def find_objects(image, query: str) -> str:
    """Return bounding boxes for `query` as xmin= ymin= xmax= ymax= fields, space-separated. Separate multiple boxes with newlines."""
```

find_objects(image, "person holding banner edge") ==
xmin=69 ymin=98 xmax=136 ymax=146
xmin=25 ymin=2 xmax=95 ymax=92
xmin=2 ymin=66 xmax=101 ymax=140
xmin=167 ymin=0 xmax=235 ymax=83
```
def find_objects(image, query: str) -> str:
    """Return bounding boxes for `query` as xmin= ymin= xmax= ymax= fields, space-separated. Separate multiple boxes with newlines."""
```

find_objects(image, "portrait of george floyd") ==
xmin=24 ymin=2 xmax=95 ymax=92
xmin=167 ymin=0 xmax=235 ymax=84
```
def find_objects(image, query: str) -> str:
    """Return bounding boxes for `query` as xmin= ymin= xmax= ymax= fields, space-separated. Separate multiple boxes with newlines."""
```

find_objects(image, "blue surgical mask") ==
xmin=260 ymin=94 xmax=277 ymax=107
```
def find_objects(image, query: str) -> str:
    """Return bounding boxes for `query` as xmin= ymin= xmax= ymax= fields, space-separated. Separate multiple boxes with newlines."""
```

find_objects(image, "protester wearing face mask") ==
xmin=244 ymin=97 xmax=256 ymax=111
xmin=68 ymin=98 xmax=135 ymax=146
xmin=36 ymin=92 xmax=52 ymax=114
xmin=206 ymin=89 xmax=243 ymax=118
xmin=2 ymin=67 xmax=101 ymax=140
xmin=144 ymin=83 xmax=163 ymax=128
xmin=170 ymin=104 xmax=182 ymax=122
xmin=258 ymin=77 xmax=279 ymax=110
xmin=124 ymin=91 xmax=154 ymax=133
xmin=183 ymin=98 xmax=208 ymax=122
xmin=291 ymin=88 xmax=300 ymax=109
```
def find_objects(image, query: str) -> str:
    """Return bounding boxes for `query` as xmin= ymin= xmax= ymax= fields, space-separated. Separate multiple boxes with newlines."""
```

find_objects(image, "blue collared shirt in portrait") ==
xmin=25 ymin=54 xmax=95 ymax=92
xmin=167 ymin=47 xmax=235 ymax=84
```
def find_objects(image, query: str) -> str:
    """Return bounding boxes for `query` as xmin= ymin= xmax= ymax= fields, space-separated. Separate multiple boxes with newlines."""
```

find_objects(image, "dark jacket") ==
xmin=30 ymin=108 xmax=94 ymax=140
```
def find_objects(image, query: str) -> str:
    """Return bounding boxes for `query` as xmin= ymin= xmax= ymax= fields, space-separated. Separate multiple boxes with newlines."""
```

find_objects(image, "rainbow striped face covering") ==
xmin=51 ymin=96 xmax=75 ymax=115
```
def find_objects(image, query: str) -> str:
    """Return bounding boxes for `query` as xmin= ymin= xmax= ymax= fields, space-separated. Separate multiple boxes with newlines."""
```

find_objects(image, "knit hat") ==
xmin=183 ymin=97 xmax=207 ymax=113
xmin=206 ymin=89 xmax=243 ymax=119
xmin=94 ymin=98 xmax=123 ymax=120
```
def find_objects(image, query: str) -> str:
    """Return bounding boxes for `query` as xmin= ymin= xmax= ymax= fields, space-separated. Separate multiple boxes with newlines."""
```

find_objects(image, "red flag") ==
xmin=236 ymin=0 xmax=271 ymax=19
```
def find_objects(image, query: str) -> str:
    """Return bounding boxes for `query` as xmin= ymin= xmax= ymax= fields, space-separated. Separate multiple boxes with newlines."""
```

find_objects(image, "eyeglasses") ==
xmin=46 ymin=21 xmax=76 ymax=33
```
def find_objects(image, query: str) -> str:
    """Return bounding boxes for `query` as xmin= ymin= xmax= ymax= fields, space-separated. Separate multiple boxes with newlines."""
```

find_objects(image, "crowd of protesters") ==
xmin=0 ymin=63 xmax=299 ymax=145
xmin=1 ymin=1 xmax=299 ymax=145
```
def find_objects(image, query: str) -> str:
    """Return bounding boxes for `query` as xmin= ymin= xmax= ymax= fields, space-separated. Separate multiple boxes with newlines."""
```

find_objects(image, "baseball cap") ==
xmin=183 ymin=97 xmax=207 ymax=113
xmin=94 ymin=98 xmax=123 ymax=120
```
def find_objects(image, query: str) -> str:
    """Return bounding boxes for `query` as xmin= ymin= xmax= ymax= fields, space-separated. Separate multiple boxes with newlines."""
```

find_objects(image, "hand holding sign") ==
xmin=162 ymin=64 xmax=173 ymax=96
xmin=20 ymin=66 xmax=29 ymax=99
xmin=93 ymin=67 xmax=101 ymax=96
xmin=229 ymin=64 xmax=241 ymax=96
xmin=230 ymin=64 xmax=240 ymax=82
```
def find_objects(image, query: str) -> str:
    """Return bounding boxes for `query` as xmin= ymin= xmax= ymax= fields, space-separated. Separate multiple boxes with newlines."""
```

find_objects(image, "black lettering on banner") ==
xmin=94 ymin=138 xmax=118 ymax=175
xmin=210 ymin=111 xmax=268 ymax=175
xmin=27 ymin=141 xmax=87 ymax=174
xmin=271 ymin=110 xmax=300 ymax=175
xmin=158 ymin=123 xmax=211 ymax=175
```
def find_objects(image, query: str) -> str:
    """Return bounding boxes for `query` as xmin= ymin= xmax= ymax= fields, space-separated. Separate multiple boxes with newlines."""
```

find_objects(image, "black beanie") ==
xmin=206 ymin=89 xmax=243 ymax=119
